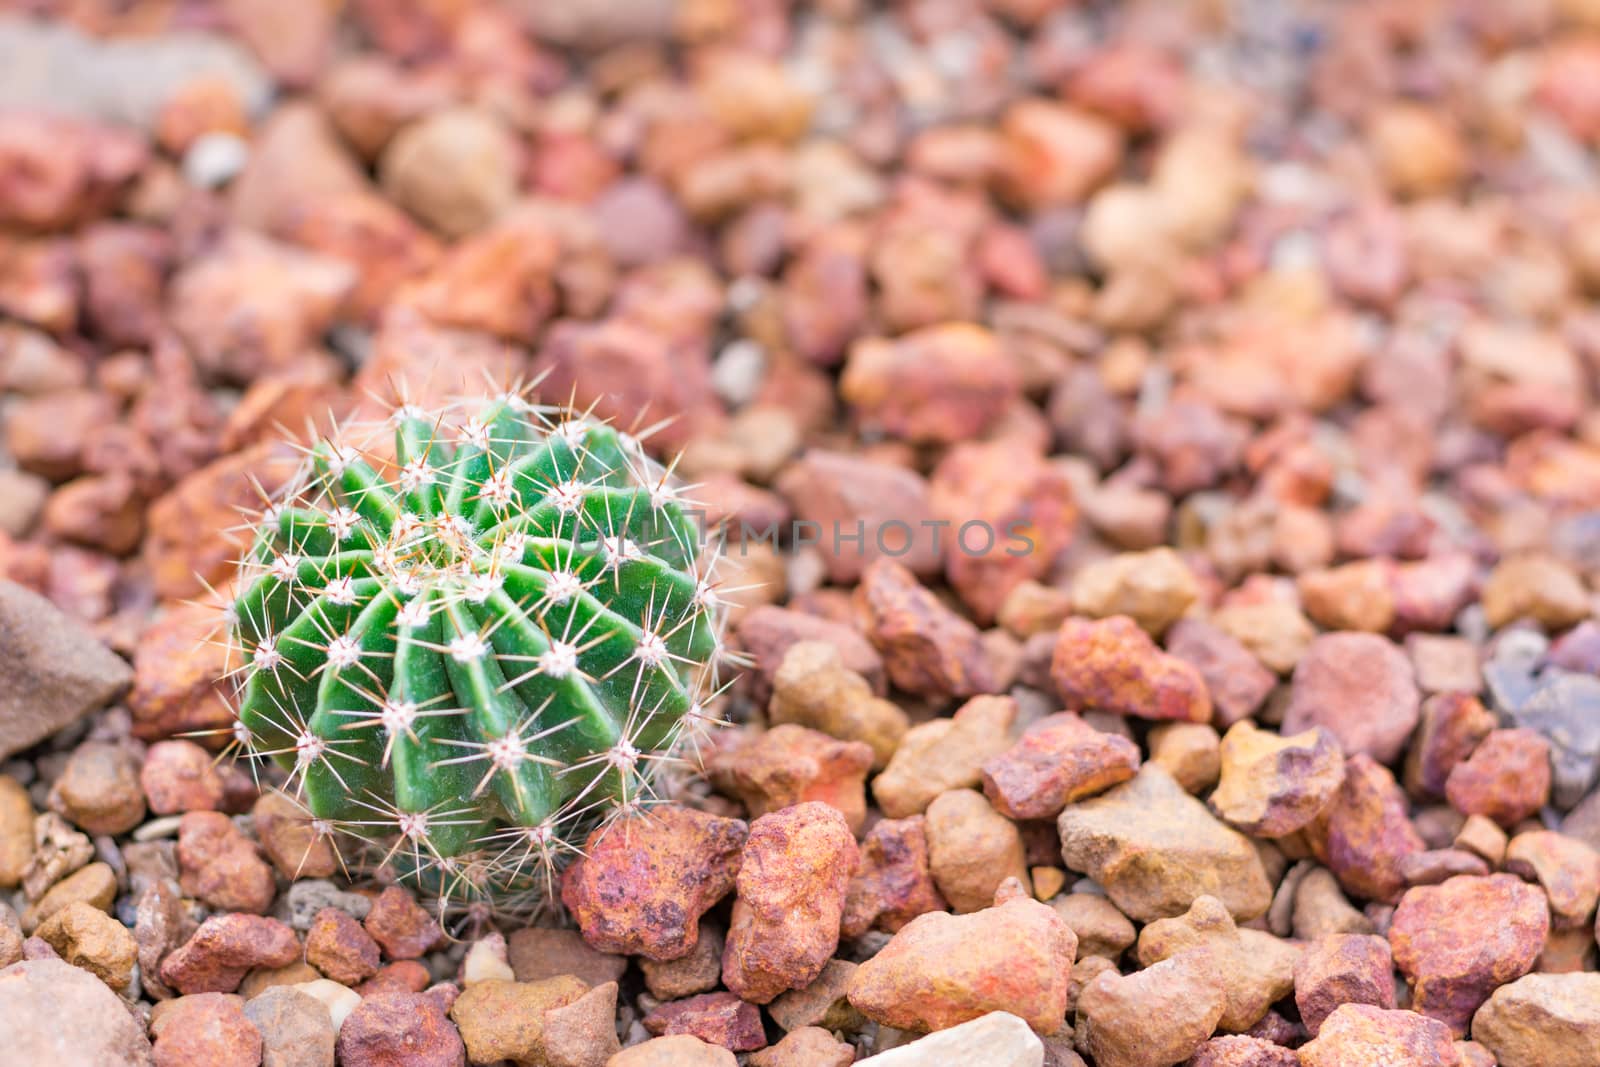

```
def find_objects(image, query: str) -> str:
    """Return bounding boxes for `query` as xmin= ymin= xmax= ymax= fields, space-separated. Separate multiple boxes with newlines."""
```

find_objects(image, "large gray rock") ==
xmin=861 ymin=1012 xmax=1043 ymax=1067
xmin=0 ymin=958 xmax=154 ymax=1066
xmin=0 ymin=581 xmax=133 ymax=759
xmin=1509 ymin=671 xmax=1600 ymax=810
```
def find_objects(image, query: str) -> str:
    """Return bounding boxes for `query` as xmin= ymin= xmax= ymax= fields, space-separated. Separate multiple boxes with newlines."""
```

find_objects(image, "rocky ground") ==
xmin=3 ymin=0 xmax=1600 ymax=1065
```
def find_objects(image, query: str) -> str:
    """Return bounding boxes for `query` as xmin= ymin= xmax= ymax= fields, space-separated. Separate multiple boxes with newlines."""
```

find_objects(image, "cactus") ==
xmin=224 ymin=394 xmax=726 ymax=911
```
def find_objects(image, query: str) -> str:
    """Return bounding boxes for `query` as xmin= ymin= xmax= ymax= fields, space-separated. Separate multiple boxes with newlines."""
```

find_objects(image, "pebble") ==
xmin=1502 ymin=831 xmax=1600 ymax=930
xmin=749 ymin=1026 xmax=854 ymax=1067
xmin=242 ymin=985 xmax=336 ymax=1067
xmin=0 ymin=775 xmax=33 ymax=887
xmin=160 ymin=913 xmax=302 ymax=995
xmin=873 ymin=695 xmax=1018 ymax=818
xmin=1406 ymin=635 xmax=1483 ymax=695
xmin=1056 ymin=765 xmax=1272 ymax=922
xmin=1507 ymin=672 xmax=1600 ymax=810
xmin=768 ymin=641 xmax=909 ymax=768
xmin=34 ymin=897 xmax=133 ymax=991
xmin=767 ymin=958 xmax=860 ymax=1033
xmin=981 ymin=712 xmax=1141 ymax=819
xmin=1210 ymin=721 xmax=1345 ymax=836
xmin=47 ymin=741 xmax=145 ymax=835
xmin=21 ymin=812 xmax=94 ymax=901
xmin=854 ymin=559 xmax=998 ymax=699
xmin=735 ymin=610 xmax=886 ymax=705
xmin=508 ymin=927 xmax=626 ymax=988
xmin=251 ymin=792 xmax=337 ymax=880
xmin=639 ymin=925 xmax=723 ymax=1000
xmin=1454 ymin=815 xmax=1508 ymax=868
xmin=858 ymin=1011 xmax=1043 ymax=1066
xmin=1187 ymin=1036 xmax=1298 ymax=1066
xmin=151 ymin=993 xmax=262 ymax=1067
xmin=177 ymin=811 xmax=276 ymax=914
xmin=1145 ymin=722 xmax=1220 ymax=794
xmin=841 ymin=323 xmax=1021 ymax=445
xmin=305 ymin=907 xmax=381 ymax=986
xmin=1317 ymin=754 xmax=1425 ymax=904
xmin=543 ymin=980 xmax=622 ymax=1067
xmin=607 ymin=1035 xmax=737 ymax=1066
xmin=0 ymin=958 xmax=154 ymax=1064
xmin=1212 ymin=601 xmax=1315 ymax=676
xmin=560 ymin=806 xmax=747 ymax=962
xmin=336 ymin=991 xmax=465 ymax=1067
xmin=1404 ymin=692 xmax=1496 ymax=801
xmin=708 ymin=724 xmax=874 ymax=834
xmin=0 ymin=581 xmax=132 ymax=761
xmin=361 ymin=886 xmax=439 ymax=960
xmin=721 ymin=802 xmax=857 ymax=1004
xmin=1389 ymin=873 xmax=1549 ymax=1035
xmin=449 ymin=975 xmax=589 ymax=1064
xmin=1052 ymin=615 xmax=1212 ymax=722
xmin=774 ymin=451 xmax=941 ymax=584
xmin=21 ymin=860 xmax=116 ymax=933
xmin=1297 ymin=1004 xmax=1459 ymax=1066
xmin=1049 ymin=893 xmax=1136 ymax=961
xmin=1069 ymin=548 xmax=1198 ymax=636
xmin=1481 ymin=555 xmax=1591 ymax=631
xmin=643 ymin=992 xmax=766 ymax=1052
xmin=293 ymin=978 xmax=361 ymax=1032
xmin=847 ymin=881 xmax=1075 ymax=1034
xmin=1471 ymin=971 xmax=1600 ymax=1067
xmin=1444 ymin=728 xmax=1553 ymax=827
xmin=1075 ymin=950 xmax=1226 ymax=1067
xmin=281 ymin=880 xmax=371 ymax=930
xmin=1292 ymin=866 xmax=1376 ymax=941
xmin=1293 ymin=933 xmax=1396 ymax=1035
xmin=139 ymin=740 xmax=224 ymax=816
xmin=378 ymin=108 xmax=517 ymax=238
xmin=839 ymin=815 xmax=947 ymax=938
xmin=1134 ymin=895 xmax=1299 ymax=1032
xmin=1283 ymin=632 xmax=1420 ymax=765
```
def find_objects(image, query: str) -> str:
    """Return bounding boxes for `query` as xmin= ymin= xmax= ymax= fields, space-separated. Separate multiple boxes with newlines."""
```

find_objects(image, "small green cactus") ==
xmin=225 ymin=394 xmax=726 ymax=910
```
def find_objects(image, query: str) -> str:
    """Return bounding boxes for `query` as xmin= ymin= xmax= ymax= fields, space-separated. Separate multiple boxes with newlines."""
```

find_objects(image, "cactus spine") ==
xmin=226 ymin=395 xmax=725 ymax=909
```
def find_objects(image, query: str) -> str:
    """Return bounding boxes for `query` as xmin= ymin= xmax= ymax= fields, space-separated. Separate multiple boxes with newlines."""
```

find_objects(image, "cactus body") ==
xmin=227 ymin=397 xmax=723 ymax=907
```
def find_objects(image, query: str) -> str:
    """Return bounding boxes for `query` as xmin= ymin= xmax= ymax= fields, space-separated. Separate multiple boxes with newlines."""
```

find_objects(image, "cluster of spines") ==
xmin=216 ymin=392 xmax=731 ymax=914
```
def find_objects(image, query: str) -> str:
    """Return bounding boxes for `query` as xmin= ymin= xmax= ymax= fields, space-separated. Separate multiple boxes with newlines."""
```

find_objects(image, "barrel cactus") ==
xmin=225 ymin=395 xmax=726 ymax=911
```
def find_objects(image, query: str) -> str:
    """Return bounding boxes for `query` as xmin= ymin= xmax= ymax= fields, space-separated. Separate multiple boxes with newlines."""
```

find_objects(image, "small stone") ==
xmin=293 ymin=978 xmax=360 ymax=1032
xmin=459 ymin=933 xmax=514 ymax=986
xmin=281 ymin=881 xmax=370 ymax=931
xmin=1051 ymin=616 xmax=1212 ymax=723
xmin=1405 ymin=693 xmax=1496 ymax=801
xmin=859 ymin=1012 xmax=1044 ymax=1066
xmin=1146 ymin=722 xmax=1221 ymax=794
xmin=305 ymin=908 xmax=380 ymax=986
xmin=21 ymin=860 xmax=116 ymax=934
xmin=749 ymin=1026 xmax=854 ymax=1067
xmin=768 ymin=958 xmax=860 ymax=1033
xmin=1135 ymin=895 xmax=1299 ymax=1032
xmin=337 ymin=991 xmax=465 ymax=1067
xmin=708 ymin=724 xmax=874 ymax=834
xmin=608 ymin=1035 xmax=737 ymax=1066
xmin=1315 ymin=754 xmax=1425 ymax=904
xmin=48 ymin=741 xmax=144 ymax=835
xmin=36 ymin=900 xmax=137 ymax=989
xmin=1503 ymin=831 xmax=1600 ymax=930
xmin=1298 ymin=560 xmax=1396 ymax=634
xmin=1292 ymin=867 xmax=1376 ymax=941
xmin=1455 ymin=815 xmax=1509 ymax=868
xmin=21 ymin=812 xmax=94 ymax=902
xmin=640 ymin=925 xmax=723 ymax=1000
xmin=1297 ymin=1004 xmax=1458 ymax=1066
xmin=140 ymin=741 xmax=224 ymax=816
xmin=1293 ymin=933 xmax=1396 ymax=1035
xmin=841 ymin=323 xmax=1020 ymax=445
xmin=1481 ymin=555 xmax=1590 ymax=631
xmin=643 ymin=992 xmax=766 ymax=1052
xmin=0 ymin=776 xmax=33 ymax=888
xmin=0 ymin=581 xmax=132 ymax=761
xmin=178 ymin=811 xmax=276 ymax=914
xmin=1510 ymin=673 xmax=1600 ymax=810
xmin=1057 ymin=765 xmax=1272 ymax=922
xmin=774 ymin=452 xmax=941 ymax=585
xmin=1400 ymin=849 xmax=1491 ymax=886
xmin=1075 ymin=950 xmax=1227 ymax=1067
xmin=873 ymin=695 xmax=1018 ymax=818
xmin=1445 ymin=729 xmax=1552 ymax=828
xmin=1049 ymin=893 xmax=1136 ymax=961
xmin=1069 ymin=548 xmax=1199 ymax=636
xmin=242 ymin=985 xmax=335 ymax=1067
xmin=1211 ymin=721 xmax=1345 ymax=837
xmin=379 ymin=108 xmax=518 ymax=238
xmin=736 ymin=605 xmax=886 ymax=703
xmin=128 ymin=602 xmax=234 ymax=742
xmin=1407 ymin=636 xmax=1483 ymax=695
xmin=926 ymin=788 xmax=1029 ymax=913
xmin=361 ymin=886 xmax=440 ymax=960
xmin=151 ymin=993 xmax=262 ymax=1067
xmin=508 ymin=927 xmax=626 ymax=988
xmin=0 ymin=958 xmax=155 ymax=1065
xmin=1212 ymin=601 xmax=1315 ymax=676
xmin=160 ymin=914 xmax=302 ymax=995
xmin=542 ymin=980 xmax=621 ymax=1067
xmin=1389 ymin=874 xmax=1550 ymax=1035
xmin=252 ymin=791 xmax=337 ymax=880
xmin=1031 ymin=866 xmax=1067 ymax=901
xmin=561 ymin=806 xmax=747 ymax=962
xmin=848 ymin=886 xmax=1075 ymax=1034
xmin=1367 ymin=103 xmax=1466 ymax=198
xmin=1471 ymin=971 xmax=1600 ymax=1067
xmin=839 ymin=815 xmax=947 ymax=938
xmin=449 ymin=975 xmax=588 ymax=1065
xmin=1186 ymin=1036 xmax=1298 ymax=1066
xmin=356 ymin=960 xmax=430 ymax=997
xmin=854 ymin=559 xmax=998 ymax=699
xmin=769 ymin=641 xmax=908 ymax=768
xmin=722 ymin=802 xmax=857 ymax=1004
xmin=982 ymin=712 xmax=1141 ymax=820
xmin=998 ymin=99 xmax=1122 ymax=209
xmin=1283 ymin=632 xmax=1420 ymax=765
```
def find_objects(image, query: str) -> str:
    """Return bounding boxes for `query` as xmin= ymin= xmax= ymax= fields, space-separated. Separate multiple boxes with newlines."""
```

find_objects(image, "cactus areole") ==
xmin=227 ymin=395 xmax=725 ymax=910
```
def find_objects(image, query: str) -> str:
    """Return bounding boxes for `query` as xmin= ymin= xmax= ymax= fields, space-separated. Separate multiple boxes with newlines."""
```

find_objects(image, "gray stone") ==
xmin=860 ymin=1012 xmax=1043 ymax=1066
xmin=0 ymin=582 xmax=133 ymax=760
xmin=1509 ymin=671 xmax=1600 ymax=810
xmin=277 ymin=880 xmax=370 ymax=931
xmin=0 ymin=958 xmax=154 ymax=1065
xmin=243 ymin=985 xmax=336 ymax=1067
